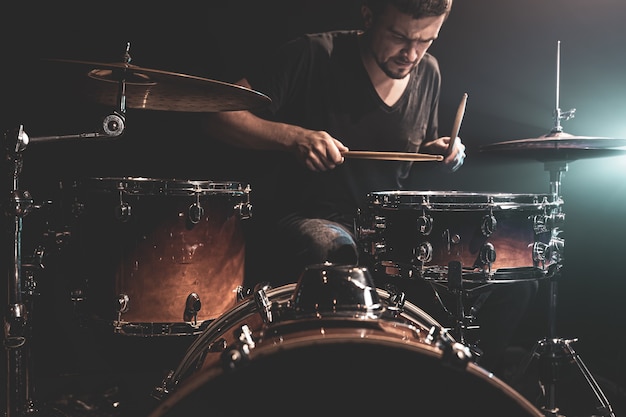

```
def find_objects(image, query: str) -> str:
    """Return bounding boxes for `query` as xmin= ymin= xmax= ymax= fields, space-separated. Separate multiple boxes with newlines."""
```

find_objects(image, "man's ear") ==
xmin=361 ymin=5 xmax=373 ymax=29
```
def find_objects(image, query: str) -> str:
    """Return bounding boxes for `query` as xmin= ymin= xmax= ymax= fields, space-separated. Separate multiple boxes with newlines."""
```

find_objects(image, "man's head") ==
xmin=364 ymin=0 xmax=453 ymax=20
xmin=361 ymin=0 xmax=452 ymax=79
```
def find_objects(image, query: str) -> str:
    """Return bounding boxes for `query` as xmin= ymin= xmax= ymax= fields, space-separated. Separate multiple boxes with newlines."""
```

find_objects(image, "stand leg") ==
xmin=510 ymin=274 xmax=616 ymax=417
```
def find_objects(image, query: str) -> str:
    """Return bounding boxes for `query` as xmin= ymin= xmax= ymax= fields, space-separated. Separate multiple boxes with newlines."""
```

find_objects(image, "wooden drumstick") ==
xmin=446 ymin=92 xmax=468 ymax=156
xmin=342 ymin=151 xmax=443 ymax=161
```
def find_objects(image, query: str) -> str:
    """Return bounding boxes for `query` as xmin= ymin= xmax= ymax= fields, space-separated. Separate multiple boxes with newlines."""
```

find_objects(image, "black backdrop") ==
xmin=2 ymin=0 xmax=625 ymax=395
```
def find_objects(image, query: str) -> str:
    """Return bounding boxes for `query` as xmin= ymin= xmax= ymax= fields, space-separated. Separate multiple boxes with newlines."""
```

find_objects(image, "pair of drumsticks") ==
xmin=343 ymin=92 xmax=468 ymax=162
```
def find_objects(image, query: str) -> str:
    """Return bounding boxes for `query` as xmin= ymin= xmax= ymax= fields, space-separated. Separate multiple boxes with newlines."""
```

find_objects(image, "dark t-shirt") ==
xmin=246 ymin=30 xmax=441 ymax=223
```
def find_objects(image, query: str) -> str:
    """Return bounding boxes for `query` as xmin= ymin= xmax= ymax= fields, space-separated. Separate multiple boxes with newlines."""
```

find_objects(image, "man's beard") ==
xmin=378 ymin=58 xmax=416 ymax=79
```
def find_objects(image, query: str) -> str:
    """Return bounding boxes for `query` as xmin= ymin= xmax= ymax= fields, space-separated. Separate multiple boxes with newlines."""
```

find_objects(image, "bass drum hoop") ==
xmin=151 ymin=283 xmax=543 ymax=417
xmin=159 ymin=282 xmax=445 ymax=396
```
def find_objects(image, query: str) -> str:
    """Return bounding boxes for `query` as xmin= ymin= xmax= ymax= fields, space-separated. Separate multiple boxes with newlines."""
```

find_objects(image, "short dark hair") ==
xmin=364 ymin=0 xmax=453 ymax=19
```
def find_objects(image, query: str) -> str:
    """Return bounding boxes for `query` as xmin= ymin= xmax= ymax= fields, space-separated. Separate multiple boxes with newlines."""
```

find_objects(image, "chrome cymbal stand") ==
xmin=512 ymin=160 xmax=614 ymax=417
xmin=512 ymin=43 xmax=615 ymax=416
xmin=2 ymin=82 xmax=126 ymax=417
xmin=3 ymin=125 xmax=39 ymax=417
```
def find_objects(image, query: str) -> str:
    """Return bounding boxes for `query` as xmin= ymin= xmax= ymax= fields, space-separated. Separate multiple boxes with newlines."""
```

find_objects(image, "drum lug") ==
xmin=114 ymin=201 xmax=132 ymax=222
xmin=478 ymin=242 xmax=496 ymax=270
xmin=481 ymin=214 xmax=497 ymax=236
xmin=184 ymin=292 xmax=202 ymax=324
xmin=415 ymin=241 xmax=433 ymax=263
xmin=533 ymin=212 xmax=565 ymax=234
xmin=385 ymin=287 xmax=406 ymax=316
xmin=253 ymin=283 xmax=274 ymax=324
xmin=188 ymin=202 xmax=204 ymax=224
xmin=533 ymin=235 xmax=564 ymax=267
xmin=116 ymin=293 xmax=130 ymax=314
xmin=417 ymin=213 xmax=433 ymax=235
xmin=222 ymin=324 xmax=255 ymax=369
xmin=235 ymin=201 xmax=253 ymax=220
xmin=427 ymin=326 xmax=473 ymax=369
xmin=114 ymin=294 xmax=130 ymax=331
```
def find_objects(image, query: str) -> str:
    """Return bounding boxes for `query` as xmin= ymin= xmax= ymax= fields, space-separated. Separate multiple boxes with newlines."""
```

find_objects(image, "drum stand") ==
xmin=3 ymin=109 xmax=125 ymax=417
xmin=511 ymin=160 xmax=615 ymax=417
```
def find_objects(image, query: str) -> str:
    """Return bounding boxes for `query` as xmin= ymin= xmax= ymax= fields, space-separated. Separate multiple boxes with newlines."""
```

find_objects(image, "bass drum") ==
xmin=150 ymin=264 xmax=542 ymax=417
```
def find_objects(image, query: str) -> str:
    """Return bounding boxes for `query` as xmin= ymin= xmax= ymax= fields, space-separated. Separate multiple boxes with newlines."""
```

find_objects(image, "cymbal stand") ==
xmin=3 ymin=125 xmax=39 ymax=417
xmin=3 ymin=52 xmax=128 ymax=414
xmin=511 ymin=41 xmax=615 ymax=417
xmin=511 ymin=160 xmax=615 ymax=417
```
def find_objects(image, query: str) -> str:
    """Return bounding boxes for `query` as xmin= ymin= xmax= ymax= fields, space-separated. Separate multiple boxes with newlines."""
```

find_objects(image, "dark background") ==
xmin=1 ymin=0 xmax=625 ymax=405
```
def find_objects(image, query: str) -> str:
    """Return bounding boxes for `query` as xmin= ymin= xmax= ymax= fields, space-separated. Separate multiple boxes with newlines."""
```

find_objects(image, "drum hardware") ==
xmin=183 ymin=293 xmax=202 ymax=324
xmin=2 ymin=126 xmax=70 ymax=417
xmin=481 ymin=42 xmax=616 ymax=417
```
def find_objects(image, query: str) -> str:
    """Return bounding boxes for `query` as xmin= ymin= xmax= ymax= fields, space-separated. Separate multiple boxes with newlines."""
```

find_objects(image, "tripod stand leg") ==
xmin=561 ymin=340 xmax=615 ymax=417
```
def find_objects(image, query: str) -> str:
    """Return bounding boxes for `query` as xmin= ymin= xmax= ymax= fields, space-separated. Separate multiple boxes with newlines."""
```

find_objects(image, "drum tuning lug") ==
xmin=222 ymin=324 xmax=255 ymax=369
xmin=440 ymin=340 xmax=474 ymax=370
xmin=415 ymin=241 xmax=433 ymax=263
xmin=416 ymin=214 xmax=433 ymax=235
xmin=114 ymin=202 xmax=132 ymax=222
xmin=481 ymin=214 xmax=497 ymax=237
xmin=532 ymin=242 xmax=549 ymax=266
xmin=478 ymin=242 xmax=496 ymax=269
xmin=386 ymin=290 xmax=406 ymax=315
xmin=188 ymin=202 xmax=204 ymax=224
xmin=236 ymin=285 xmax=250 ymax=301
xmin=184 ymin=292 xmax=202 ymax=323
xmin=116 ymin=293 xmax=130 ymax=314
xmin=253 ymin=283 xmax=273 ymax=324
xmin=236 ymin=202 xmax=253 ymax=220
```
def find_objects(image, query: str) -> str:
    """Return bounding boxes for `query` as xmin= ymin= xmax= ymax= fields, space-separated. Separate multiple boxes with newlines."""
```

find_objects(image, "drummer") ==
xmin=202 ymin=0 xmax=534 ymax=377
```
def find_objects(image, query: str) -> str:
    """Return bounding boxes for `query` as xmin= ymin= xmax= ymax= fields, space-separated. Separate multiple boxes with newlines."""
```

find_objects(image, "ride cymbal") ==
xmin=480 ymin=131 xmax=626 ymax=162
xmin=43 ymin=58 xmax=271 ymax=112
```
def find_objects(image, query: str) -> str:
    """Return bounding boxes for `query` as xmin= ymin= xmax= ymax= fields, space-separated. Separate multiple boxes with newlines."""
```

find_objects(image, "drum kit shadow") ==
xmin=3 ymin=43 xmax=625 ymax=417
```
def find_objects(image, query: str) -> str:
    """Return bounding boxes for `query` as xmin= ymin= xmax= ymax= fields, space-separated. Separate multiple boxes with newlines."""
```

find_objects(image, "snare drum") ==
xmin=74 ymin=177 xmax=251 ymax=336
xmin=359 ymin=191 xmax=564 ymax=281
xmin=149 ymin=264 xmax=543 ymax=417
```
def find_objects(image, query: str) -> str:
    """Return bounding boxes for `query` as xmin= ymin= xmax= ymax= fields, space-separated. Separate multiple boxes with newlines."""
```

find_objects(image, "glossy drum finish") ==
xmin=74 ymin=177 xmax=251 ymax=336
xmin=359 ymin=191 xmax=564 ymax=282
xmin=149 ymin=264 xmax=543 ymax=417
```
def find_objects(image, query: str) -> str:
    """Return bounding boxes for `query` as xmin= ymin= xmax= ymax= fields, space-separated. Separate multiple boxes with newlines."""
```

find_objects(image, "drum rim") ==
xmin=149 ymin=311 xmax=543 ymax=417
xmin=368 ymin=190 xmax=562 ymax=210
xmin=159 ymin=282 xmax=448 ymax=398
xmin=80 ymin=176 xmax=250 ymax=196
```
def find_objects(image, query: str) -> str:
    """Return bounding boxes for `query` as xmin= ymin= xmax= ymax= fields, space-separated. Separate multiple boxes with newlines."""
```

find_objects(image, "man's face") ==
xmin=364 ymin=5 xmax=446 ymax=79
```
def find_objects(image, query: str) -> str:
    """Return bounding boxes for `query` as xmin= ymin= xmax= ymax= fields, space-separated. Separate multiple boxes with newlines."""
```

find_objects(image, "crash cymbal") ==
xmin=343 ymin=151 xmax=444 ymax=161
xmin=43 ymin=58 xmax=271 ymax=112
xmin=480 ymin=131 xmax=626 ymax=162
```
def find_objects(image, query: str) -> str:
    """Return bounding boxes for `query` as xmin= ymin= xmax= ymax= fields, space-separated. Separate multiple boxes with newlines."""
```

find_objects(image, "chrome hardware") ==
xmin=416 ymin=213 xmax=433 ymax=235
xmin=481 ymin=213 xmax=497 ymax=237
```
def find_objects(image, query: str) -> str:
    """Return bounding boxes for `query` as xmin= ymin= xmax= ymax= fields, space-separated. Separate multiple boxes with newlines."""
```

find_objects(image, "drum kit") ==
xmin=3 ymin=43 xmax=625 ymax=417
